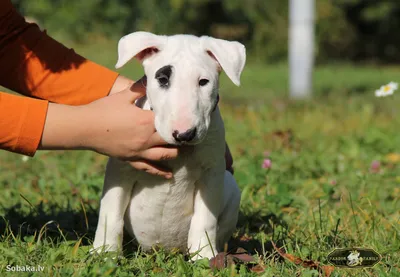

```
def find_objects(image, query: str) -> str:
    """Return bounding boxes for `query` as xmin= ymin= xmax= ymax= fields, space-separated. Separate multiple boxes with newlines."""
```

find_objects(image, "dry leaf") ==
xmin=209 ymin=250 xmax=255 ymax=270
xmin=249 ymin=264 xmax=265 ymax=273
xmin=321 ymin=265 xmax=334 ymax=277
xmin=271 ymin=241 xmax=334 ymax=277
xmin=230 ymin=253 xmax=255 ymax=263
xmin=209 ymin=252 xmax=229 ymax=269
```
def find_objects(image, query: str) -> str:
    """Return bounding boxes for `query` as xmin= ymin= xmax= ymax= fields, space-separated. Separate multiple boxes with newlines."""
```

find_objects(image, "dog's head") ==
xmin=116 ymin=32 xmax=246 ymax=145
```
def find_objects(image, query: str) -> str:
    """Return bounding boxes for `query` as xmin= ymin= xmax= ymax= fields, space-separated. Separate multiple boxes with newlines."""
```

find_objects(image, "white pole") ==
xmin=289 ymin=0 xmax=315 ymax=99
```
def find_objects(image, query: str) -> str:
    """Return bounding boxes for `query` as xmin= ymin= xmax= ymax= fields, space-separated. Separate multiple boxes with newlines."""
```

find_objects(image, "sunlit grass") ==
xmin=0 ymin=41 xmax=399 ymax=276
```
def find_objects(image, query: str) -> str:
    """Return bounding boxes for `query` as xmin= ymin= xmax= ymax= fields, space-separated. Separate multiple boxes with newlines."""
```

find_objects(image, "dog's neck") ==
xmin=212 ymin=94 xmax=220 ymax=112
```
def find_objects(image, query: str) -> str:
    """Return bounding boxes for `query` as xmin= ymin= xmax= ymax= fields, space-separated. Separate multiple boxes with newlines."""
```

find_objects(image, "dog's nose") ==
xmin=172 ymin=127 xmax=197 ymax=142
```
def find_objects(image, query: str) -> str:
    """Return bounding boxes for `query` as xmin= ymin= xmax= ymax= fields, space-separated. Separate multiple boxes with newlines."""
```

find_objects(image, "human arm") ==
xmin=0 ymin=1 xmax=178 ymax=178
xmin=0 ymin=0 xmax=229 ymax=177
xmin=38 ymin=85 xmax=177 ymax=179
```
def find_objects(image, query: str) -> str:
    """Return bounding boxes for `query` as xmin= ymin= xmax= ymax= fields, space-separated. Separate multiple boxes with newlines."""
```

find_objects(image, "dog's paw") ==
xmin=90 ymin=243 xmax=121 ymax=255
xmin=90 ymin=244 xmax=124 ymax=263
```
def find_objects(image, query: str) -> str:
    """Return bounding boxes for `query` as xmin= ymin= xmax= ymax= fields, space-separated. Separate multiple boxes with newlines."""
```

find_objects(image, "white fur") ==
xmin=93 ymin=32 xmax=245 ymax=260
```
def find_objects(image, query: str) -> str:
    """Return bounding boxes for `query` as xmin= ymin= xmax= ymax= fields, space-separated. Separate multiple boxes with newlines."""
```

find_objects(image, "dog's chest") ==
xmin=123 ymin=100 xmax=225 ymax=250
xmin=123 ymin=148 xmax=211 ymax=250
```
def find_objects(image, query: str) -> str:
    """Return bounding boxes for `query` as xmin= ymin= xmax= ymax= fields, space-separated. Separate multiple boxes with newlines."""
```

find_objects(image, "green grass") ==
xmin=1 ymin=40 xmax=399 ymax=276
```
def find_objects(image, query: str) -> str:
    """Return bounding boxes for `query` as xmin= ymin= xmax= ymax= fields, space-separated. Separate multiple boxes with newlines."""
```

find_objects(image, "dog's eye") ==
xmin=155 ymin=65 xmax=172 ymax=88
xmin=157 ymin=75 xmax=169 ymax=87
xmin=199 ymin=79 xmax=209 ymax=86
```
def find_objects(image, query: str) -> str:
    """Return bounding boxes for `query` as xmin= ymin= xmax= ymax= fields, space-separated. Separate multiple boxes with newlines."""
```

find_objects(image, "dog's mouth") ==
xmin=168 ymin=136 xmax=202 ymax=146
xmin=174 ymin=140 xmax=201 ymax=146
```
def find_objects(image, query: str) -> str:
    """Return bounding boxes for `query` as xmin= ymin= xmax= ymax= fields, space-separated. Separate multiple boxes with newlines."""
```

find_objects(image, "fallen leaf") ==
xmin=230 ymin=253 xmax=255 ymax=263
xmin=321 ymin=265 xmax=334 ymax=277
xmin=209 ymin=250 xmax=255 ymax=270
xmin=271 ymin=241 xmax=334 ymax=277
xmin=249 ymin=264 xmax=265 ymax=273
xmin=209 ymin=252 xmax=229 ymax=269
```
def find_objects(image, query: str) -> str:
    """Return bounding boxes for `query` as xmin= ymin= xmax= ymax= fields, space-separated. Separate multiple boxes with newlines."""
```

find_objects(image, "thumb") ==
xmin=130 ymin=75 xmax=147 ymax=100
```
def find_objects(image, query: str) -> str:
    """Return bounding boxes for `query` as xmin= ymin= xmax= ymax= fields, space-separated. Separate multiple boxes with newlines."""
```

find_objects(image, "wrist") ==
xmin=38 ymin=103 xmax=91 ymax=151
xmin=108 ymin=75 xmax=134 ymax=96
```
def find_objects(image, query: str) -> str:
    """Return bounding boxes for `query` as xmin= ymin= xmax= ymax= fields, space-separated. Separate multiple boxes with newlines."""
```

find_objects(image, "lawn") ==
xmin=0 ymin=40 xmax=399 ymax=276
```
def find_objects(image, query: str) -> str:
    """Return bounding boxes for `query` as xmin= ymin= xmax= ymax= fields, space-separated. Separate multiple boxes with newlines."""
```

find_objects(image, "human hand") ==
xmin=83 ymin=79 xmax=178 ymax=178
xmin=39 ymin=76 xmax=178 ymax=179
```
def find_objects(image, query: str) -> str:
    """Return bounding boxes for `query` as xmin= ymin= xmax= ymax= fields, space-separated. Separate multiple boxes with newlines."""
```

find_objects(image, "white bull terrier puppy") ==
xmin=93 ymin=31 xmax=245 ymax=260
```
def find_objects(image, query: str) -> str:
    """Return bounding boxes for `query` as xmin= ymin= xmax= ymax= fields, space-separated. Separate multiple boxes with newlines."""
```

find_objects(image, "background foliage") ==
xmin=1 ymin=57 xmax=400 ymax=275
xmin=1 ymin=0 xmax=400 ymax=276
xmin=11 ymin=0 xmax=400 ymax=63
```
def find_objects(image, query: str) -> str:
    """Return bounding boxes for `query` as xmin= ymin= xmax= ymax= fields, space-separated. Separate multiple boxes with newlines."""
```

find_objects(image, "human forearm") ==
xmin=39 ymin=73 xmax=145 ymax=150
xmin=38 ymin=103 xmax=89 ymax=150
xmin=37 ymin=88 xmax=179 ymax=179
xmin=108 ymin=75 xmax=134 ymax=96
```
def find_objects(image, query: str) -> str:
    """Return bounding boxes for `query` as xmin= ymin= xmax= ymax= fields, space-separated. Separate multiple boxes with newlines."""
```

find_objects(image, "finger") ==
xmin=127 ymin=90 xmax=145 ymax=105
xmin=145 ymin=131 xmax=171 ymax=147
xmin=130 ymin=75 xmax=147 ymax=96
xmin=128 ymin=160 xmax=173 ymax=179
xmin=139 ymin=147 xmax=179 ymax=161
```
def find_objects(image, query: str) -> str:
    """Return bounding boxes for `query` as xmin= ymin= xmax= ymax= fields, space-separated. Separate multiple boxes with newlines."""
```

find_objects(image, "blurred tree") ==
xmin=10 ymin=0 xmax=400 ymax=63
xmin=223 ymin=0 xmax=288 ymax=62
xmin=11 ymin=0 xmax=131 ymax=42
xmin=316 ymin=0 xmax=357 ymax=62
xmin=334 ymin=0 xmax=400 ymax=63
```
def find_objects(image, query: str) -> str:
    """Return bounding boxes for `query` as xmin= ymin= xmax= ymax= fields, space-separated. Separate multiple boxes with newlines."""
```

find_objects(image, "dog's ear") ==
xmin=200 ymin=36 xmax=246 ymax=86
xmin=115 ymin=32 xmax=167 ymax=69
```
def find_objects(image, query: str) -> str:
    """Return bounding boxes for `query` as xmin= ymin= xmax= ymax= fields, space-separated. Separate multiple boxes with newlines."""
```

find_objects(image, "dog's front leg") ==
xmin=188 ymin=165 xmax=225 ymax=260
xmin=93 ymin=158 xmax=134 ymax=253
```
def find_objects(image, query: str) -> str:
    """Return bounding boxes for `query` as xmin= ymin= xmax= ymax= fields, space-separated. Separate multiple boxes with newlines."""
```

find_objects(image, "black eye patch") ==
xmin=199 ymin=79 xmax=209 ymax=86
xmin=155 ymin=65 xmax=172 ymax=89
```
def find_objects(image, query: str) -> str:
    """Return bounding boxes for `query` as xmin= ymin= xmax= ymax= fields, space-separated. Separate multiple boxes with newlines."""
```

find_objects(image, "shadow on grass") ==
xmin=1 ymin=203 xmax=293 ymax=259
xmin=226 ymin=211 xmax=288 ymax=257
xmin=0 ymin=202 xmax=99 ymax=245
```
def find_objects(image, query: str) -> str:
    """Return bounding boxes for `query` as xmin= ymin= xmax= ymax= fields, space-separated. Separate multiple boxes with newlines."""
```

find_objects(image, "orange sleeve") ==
xmin=0 ymin=0 xmax=119 ymax=156
xmin=0 ymin=92 xmax=48 ymax=156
